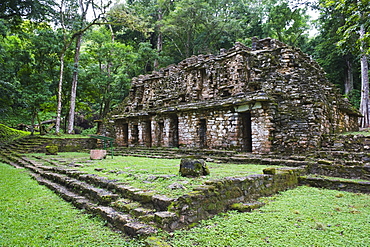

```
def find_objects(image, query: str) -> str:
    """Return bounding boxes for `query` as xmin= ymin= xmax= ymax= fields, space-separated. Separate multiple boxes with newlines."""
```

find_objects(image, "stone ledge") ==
xmin=299 ymin=176 xmax=370 ymax=194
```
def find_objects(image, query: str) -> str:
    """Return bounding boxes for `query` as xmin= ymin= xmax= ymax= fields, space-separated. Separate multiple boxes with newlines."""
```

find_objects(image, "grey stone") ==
xmin=179 ymin=158 xmax=210 ymax=177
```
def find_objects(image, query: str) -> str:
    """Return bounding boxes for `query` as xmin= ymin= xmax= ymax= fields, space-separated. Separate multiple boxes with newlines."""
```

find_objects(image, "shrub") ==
xmin=0 ymin=124 xmax=30 ymax=144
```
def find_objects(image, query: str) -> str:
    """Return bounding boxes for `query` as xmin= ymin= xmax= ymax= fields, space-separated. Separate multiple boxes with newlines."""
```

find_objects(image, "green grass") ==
xmin=28 ymin=153 xmax=280 ymax=197
xmin=343 ymin=128 xmax=370 ymax=136
xmin=41 ymin=133 xmax=91 ymax=138
xmin=2 ymin=156 xmax=370 ymax=246
xmin=0 ymin=162 xmax=144 ymax=247
xmin=162 ymin=186 xmax=370 ymax=246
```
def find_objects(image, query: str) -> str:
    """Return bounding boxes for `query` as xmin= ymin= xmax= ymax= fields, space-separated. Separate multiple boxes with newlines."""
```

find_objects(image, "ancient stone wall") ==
xmin=167 ymin=167 xmax=303 ymax=231
xmin=110 ymin=38 xmax=360 ymax=154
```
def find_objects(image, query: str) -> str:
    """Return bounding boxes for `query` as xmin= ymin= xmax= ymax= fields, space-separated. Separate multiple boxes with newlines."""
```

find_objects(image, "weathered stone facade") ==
xmin=110 ymin=38 xmax=360 ymax=154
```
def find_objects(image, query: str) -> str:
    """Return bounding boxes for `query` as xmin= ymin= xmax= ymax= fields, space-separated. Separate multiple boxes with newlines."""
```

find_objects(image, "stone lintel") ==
xmin=112 ymin=97 xmax=271 ymax=121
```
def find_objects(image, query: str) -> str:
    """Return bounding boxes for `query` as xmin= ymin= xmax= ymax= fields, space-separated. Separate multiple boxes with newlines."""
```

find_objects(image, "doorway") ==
xmin=240 ymin=112 xmax=252 ymax=152
xmin=144 ymin=120 xmax=152 ymax=147
xmin=169 ymin=115 xmax=179 ymax=147
xmin=123 ymin=123 xmax=128 ymax=147
xmin=157 ymin=121 xmax=164 ymax=147
xmin=132 ymin=124 xmax=139 ymax=145
xmin=199 ymin=119 xmax=207 ymax=148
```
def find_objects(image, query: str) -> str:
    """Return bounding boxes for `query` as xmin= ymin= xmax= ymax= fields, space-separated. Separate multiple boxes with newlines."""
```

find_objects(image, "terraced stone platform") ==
xmin=1 ymin=133 xmax=369 ymax=239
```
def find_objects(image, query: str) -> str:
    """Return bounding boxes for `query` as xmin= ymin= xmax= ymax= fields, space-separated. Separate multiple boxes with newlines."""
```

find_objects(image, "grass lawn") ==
xmin=0 ymin=162 xmax=144 ymax=247
xmin=4 ymin=154 xmax=370 ymax=246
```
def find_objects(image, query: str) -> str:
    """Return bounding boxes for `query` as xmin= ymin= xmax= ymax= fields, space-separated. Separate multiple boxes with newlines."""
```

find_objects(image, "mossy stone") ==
xmin=45 ymin=145 xmax=58 ymax=155
xmin=179 ymin=158 xmax=210 ymax=177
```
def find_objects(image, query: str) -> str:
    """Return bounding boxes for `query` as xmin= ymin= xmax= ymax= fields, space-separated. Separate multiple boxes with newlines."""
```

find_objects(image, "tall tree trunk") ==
xmin=344 ymin=54 xmax=354 ymax=95
xmin=67 ymin=33 xmax=83 ymax=134
xmin=359 ymin=24 xmax=369 ymax=128
xmin=55 ymin=53 xmax=65 ymax=134
xmin=154 ymin=8 xmax=163 ymax=70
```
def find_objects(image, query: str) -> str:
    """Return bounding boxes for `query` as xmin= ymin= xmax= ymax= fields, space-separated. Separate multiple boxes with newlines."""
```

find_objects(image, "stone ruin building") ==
xmin=109 ymin=38 xmax=360 ymax=154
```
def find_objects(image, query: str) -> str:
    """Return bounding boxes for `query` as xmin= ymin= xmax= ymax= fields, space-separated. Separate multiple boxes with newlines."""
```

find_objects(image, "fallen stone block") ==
xmin=90 ymin=149 xmax=107 ymax=160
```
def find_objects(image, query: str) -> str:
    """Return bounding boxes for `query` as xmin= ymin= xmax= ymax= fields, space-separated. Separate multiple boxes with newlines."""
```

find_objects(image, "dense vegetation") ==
xmin=1 ymin=161 xmax=369 ymax=246
xmin=0 ymin=123 xmax=29 ymax=144
xmin=0 ymin=0 xmax=369 ymax=131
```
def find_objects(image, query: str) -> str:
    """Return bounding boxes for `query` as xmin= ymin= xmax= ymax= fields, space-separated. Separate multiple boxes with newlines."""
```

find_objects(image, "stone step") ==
xmin=307 ymin=162 xmax=370 ymax=181
xmin=4 ymin=136 xmax=52 ymax=153
xmin=111 ymin=199 xmax=159 ymax=225
xmin=31 ymin=172 xmax=94 ymax=210
xmin=115 ymin=152 xmax=185 ymax=161
xmin=30 ymin=156 xmax=64 ymax=167
xmin=0 ymin=153 xmax=24 ymax=169
xmin=22 ymin=154 xmax=174 ymax=221
xmin=32 ymin=168 xmax=120 ymax=205
xmin=3 ymin=154 xmax=121 ymax=205
xmin=31 ymin=172 xmax=157 ymax=236
xmin=1 ymin=152 xmax=30 ymax=168
xmin=1 ymin=153 xmax=163 ymax=237
xmin=299 ymin=175 xmax=370 ymax=194
xmin=26 ymin=155 xmax=176 ymax=211
xmin=314 ymin=150 xmax=370 ymax=162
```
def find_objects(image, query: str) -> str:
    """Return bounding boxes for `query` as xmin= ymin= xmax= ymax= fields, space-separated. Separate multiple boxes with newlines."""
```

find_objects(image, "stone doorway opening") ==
xmin=123 ymin=123 xmax=128 ymax=147
xmin=240 ymin=112 xmax=252 ymax=152
xmin=132 ymin=124 xmax=139 ymax=145
xmin=144 ymin=120 xmax=152 ymax=147
xmin=157 ymin=121 xmax=164 ymax=147
xmin=169 ymin=115 xmax=179 ymax=148
xmin=199 ymin=118 xmax=207 ymax=148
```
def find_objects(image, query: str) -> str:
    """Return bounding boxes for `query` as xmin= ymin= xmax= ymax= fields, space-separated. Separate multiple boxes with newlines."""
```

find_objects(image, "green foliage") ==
xmin=0 ymin=21 xmax=63 ymax=125
xmin=1 ymin=0 xmax=355 ymax=130
xmin=331 ymin=0 xmax=370 ymax=56
xmin=0 ymin=124 xmax=29 ymax=144
xmin=347 ymin=89 xmax=361 ymax=109
xmin=163 ymin=186 xmax=370 ymax=246
xmin=309 ymin=0 xmax=363 ymax=102
xmin=81 ymin=126 xmax=97 ymax=136
xmin=263 ymin=1 xmax=310 ymax=47
xmin=0 ymin=162 xmax=145 ymax=246
xmin=0 ymin=0 xmax=55 ymax=24
xmin=79 ymin=26 xmax=138 ymax=119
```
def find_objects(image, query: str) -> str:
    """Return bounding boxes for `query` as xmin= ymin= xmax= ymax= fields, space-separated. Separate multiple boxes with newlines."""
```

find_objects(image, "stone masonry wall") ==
xmin=110 ymin=38 xmax=360 ymax=154
xmin=166 ymin=167 xmax=303 ymax=231
xmin=114 ymin=105 xmax=273 ymax=153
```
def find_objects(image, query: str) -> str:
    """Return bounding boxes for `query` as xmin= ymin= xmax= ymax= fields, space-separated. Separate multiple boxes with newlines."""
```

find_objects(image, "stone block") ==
xmin=179 ymin=158 xmax=210 ymax=177
xmin=90 ymin=149 xmax=107 ymax=160
xmin=45 ymin=145 xmax=58 ymax=155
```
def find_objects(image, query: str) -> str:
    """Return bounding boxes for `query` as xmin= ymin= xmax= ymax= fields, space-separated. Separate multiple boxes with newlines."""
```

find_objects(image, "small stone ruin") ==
xmin=109 ymin=37 xmax=360 ymax=154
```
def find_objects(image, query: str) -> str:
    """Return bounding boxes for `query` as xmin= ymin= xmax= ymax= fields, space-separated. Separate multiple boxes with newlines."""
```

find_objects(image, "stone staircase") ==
xmin=0 ymin=150 xmax=178 ymax=238
xmin=305 ymin=134 xmax=370 ymax=180
xmin=4 ymin=135 xmax=53 ymax=153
